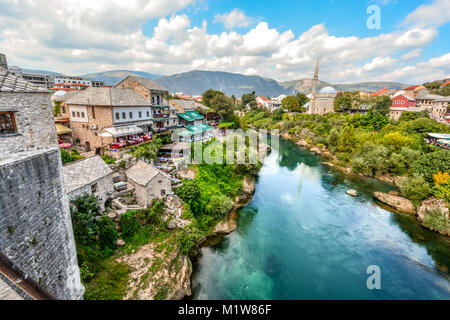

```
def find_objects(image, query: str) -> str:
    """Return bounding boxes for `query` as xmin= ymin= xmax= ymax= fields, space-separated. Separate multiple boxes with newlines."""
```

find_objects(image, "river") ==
xmin=191 ymin=138 xmax=450 ymax=300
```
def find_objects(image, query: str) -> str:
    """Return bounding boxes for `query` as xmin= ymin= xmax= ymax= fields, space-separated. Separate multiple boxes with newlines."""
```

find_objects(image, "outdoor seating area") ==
xmin=425 ymin=133 xmax=450 ymax=150
xmin=108 ymin=134 xmax=152 ymax=150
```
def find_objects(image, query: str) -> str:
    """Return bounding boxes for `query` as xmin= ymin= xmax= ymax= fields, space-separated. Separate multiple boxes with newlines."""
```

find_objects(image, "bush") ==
xmin=206 ymin=195 xmax=233 ymax=218
xmin=177 ymin=226 xmax=205 ymax=256
xmin=433 ymin=172 xmax=450 ymax=204
xmin=98 ymin=216 xmax=118 ymax=251
xmin=70 ymin=195 xmax=100 ymax=246
xmin=102 ymin=155 xmax=116 ymax=165
xmin=337 ymin=126 xmax=356 ymax=153
xmin=120 ymin=212 xmax=140 ymax=239
xmin=175 ymin=181 xmax=202 ymax=215
xmin=411 ymin=150 xmax=450 ymax=184
xmin=351 ymin=142 xmax=389 ymax=176
xmin=398 ymin=174 xmax=432 ymax=205
xmin=61 ymin=148 xmax=84 ymax=165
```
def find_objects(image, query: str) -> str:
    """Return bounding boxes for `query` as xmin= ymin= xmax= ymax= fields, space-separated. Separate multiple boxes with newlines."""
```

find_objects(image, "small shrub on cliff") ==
xmin=422 ymin=209 xmax=450 ymax=236
xmin=177 ymin=226 xmax=205 ymax=256
xmin=398 ymin=174 xmax=432 ymax=206
xmin=206 ymin=195 xmax=233 ymax=218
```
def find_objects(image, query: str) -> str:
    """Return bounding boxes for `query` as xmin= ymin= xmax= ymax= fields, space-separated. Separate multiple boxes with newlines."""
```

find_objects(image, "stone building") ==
xmin=63 ymin=156 xmax=114 ymax=211
xmin=307 ymin=60 xmax=337 ymax=115
xmin=0 ymin=68 xmax=84 ymax=300
xmin=64 ymin=87 xmax=153 ymax=151
xmin=126 ymin=161 xmax=172 ymax=207
xmin=114 ymin=75 xmax=168 ymax=105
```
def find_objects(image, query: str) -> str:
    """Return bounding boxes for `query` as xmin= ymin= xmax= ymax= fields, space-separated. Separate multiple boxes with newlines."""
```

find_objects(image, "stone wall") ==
xmin=0 ymin=92 xmax=58 ymax=155
xmin=0 ymin=148 xmax=85 ymax=300
xmin=115 ymin=78 xmax=152 ymax=103
xmin=67 ymin=173 xmax=114 ymax=211
xmin=128 ymin=173 xmax=172 ymax=207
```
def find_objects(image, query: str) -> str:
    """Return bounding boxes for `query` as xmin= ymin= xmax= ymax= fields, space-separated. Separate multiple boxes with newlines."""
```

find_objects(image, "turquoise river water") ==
xmin=191 ymin=138 xmax=450 ymax=300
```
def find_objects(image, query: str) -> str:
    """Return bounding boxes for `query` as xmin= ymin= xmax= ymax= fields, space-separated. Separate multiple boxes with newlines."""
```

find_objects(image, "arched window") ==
xmin=0 ymin=112 xmax=17 ymax=136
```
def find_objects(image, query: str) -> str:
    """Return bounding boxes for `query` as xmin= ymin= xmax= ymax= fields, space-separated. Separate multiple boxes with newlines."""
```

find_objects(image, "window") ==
xmin=92 ymin=106 xmax=96 ymax=120
xmin=116 ymin=113 xmax=120 ymax=120
xmin=139 ymin=112 xmax=142 ymax=118
xmin=0 ymin=112 xmax=17 ymax=136
xmin=76 ymin=112 xmax=80 ymax=117
xmin=91 ymin=183 xmax=99 ymax=194
xmin=129 ymin=112 xmax=133 ymax=119
xmin=72 ymin=111 xmax=76 ymax=117
xmin=122 ymin=112 xmax=126 ymax=119
xmin=81 ymin=112 xmax=85 ymax=118
xmin=62 ymin=106 xmax=66 ymax=113
xmin=147 ymin=111 xmax=150 ymax=117
xmin=161 ymin=190 xmax=166 ymax=196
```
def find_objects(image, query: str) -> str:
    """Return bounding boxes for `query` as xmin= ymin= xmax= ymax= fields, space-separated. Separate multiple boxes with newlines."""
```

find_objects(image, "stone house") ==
xmin=63 ymin=156 xmax=114 ymax=211
xmin=126 ymin=161 xmax=172 ymax=207
xmin=114 ymin=76 xmax=179 ymax=130
xmin=0 ymin=66 xmax=84 ymax=300
xmin=64 ymin=87 xmax=154 ymax=151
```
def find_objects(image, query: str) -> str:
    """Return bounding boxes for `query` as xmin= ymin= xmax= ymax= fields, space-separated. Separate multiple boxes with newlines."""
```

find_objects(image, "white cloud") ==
xmin=402 ymin=0 xmax=450 ymax=28
xmin=0 ymin=0 xmax=447 ymax=85
xmin=214 ymin=8 xmax=254 ymax=29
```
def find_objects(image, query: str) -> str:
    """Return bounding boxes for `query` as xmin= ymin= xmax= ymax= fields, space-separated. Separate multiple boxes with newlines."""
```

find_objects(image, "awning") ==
xmin=428 ymin=133 xmax=450 ymax=140
xmin=103 ymin=125 xmax=144 ymax=138
xmin=177 ymin=111 xmax=205 ymax=122
xmin=55 ymin=124 xmax=72 ymax=135
xmin=186 ymin=123 xmax=213 ymax=134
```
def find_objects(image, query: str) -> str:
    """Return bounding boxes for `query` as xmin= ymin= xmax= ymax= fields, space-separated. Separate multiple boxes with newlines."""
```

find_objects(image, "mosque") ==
xmin=304 ymin=60 xmax=338 ymax=115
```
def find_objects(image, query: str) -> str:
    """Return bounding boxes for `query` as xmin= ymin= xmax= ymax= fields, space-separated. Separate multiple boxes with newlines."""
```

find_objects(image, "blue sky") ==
xmin=0 ymin=0 xmax=449 ymax=83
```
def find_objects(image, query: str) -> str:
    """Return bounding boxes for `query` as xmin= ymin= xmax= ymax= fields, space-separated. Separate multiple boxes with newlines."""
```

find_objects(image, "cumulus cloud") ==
xmin=0 ymin=0 xmax=447 ymax=84
xmin=213 ymin=8 xmax=255 ymax=29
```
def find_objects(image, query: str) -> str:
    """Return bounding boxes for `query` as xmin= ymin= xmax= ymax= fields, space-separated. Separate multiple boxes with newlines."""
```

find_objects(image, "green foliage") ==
xmin=422 ymin=209 xmax=450 ymax=235
xmin=411 ymin=150 xmax=450 ymax=184
xmin=53 ymin=101 xmax=62 ymax=116
xmin=388 ymin=147 xmax=421 ymax=176
xmin=177 ymin=226 xmax=205 ymax=256
xmin=202 ymin=89 xmax=225 ymax=107
xmin=70 ymin=195 xmax=100 ymax=246
xmin=337 ymin=126 xmax=356 ymax=153
xmin=296 ymin=93 xmax=309 ymax=108
xmin=175 ymin=181 xmax=203 ymax=216
xmin=241 ymin=92 xmax=257 ymax=107
xmin=334 ymin=93 xmax=352 ymax=111
xmin=84 ymin=262 xmax=131 ymax=300
xmin=351 ymin=142 xmax=389 ymax=176
xmin=372 ymin=96 xmax=392 ymax=115
xmin=282 ymin=96 xmax=300 ymax=112
xmin=327 ymin=128 xmax=340 ymax=153
xmin=206 ymin=195 xmax=233 ymax=218
xmin=120 ymin=212 xmax=140 ymax=239
xmin=102 ymin=155 xmax=116 ymax=165
xmin=131 ymin=138 xmax=162 ymax=161
xmin=398 ymin=111 xmax=429 ymax=122
xmin=398 ymin=174 xmax=432 ymax=205
xmin=210 ymin=94 xmax=236 ymax=122
xmin=98 ymin=216 xmax=118 ymax=252
xmin=61 ymin=148 xmax=84 ymax=165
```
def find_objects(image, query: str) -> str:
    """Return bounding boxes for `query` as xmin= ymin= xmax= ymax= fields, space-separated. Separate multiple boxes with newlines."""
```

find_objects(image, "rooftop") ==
xmin=127 ymin=161 xmax=166 ymax=186
xmin=63 ymin=156 xmax=113 ymax=194
xmin=64 ymin=87 xmax=152 ymax=106
xmin=0 ymin=68 xmax=48 ymax=93
xmin=116 ymin=75 xmax=168 ymax=92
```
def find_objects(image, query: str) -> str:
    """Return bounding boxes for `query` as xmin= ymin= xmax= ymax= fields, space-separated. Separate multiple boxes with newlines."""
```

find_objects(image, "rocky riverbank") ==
xmin=281 ymin=132 xmax=450 ymax=238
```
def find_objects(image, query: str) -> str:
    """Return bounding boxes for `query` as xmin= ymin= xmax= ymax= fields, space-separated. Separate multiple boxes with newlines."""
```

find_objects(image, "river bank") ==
xmin=280 ymin=132 xmax=450 ymax=238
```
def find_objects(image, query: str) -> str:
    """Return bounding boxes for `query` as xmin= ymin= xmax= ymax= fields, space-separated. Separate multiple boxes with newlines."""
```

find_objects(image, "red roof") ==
xmin=54 ymin=82 xmax=88 ymax=87
xmin=258 ymin=96 xmax=271 ymax=101
xmin=441 ymin=81 xmax=450 ymax=87
xmin=404 ymin=85 xmax=420 ymax=90
xmin=369 ymin=88 xmax=390 ymax=97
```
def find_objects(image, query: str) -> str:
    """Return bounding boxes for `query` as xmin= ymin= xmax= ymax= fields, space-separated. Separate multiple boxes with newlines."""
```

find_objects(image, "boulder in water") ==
xmin=347 ymin=190 xmax=358 ymax=197
xmin=374 ymin=192 xmax=416 ymax=215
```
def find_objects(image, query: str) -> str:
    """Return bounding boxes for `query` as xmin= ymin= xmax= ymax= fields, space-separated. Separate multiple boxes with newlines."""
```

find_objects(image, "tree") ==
xmin=242 ymin=92 xmax=257 ymax=107
xmin=412 ymin=150 xmax=450 ymax=184
xmin=334 ymin=93 xmax=352 ymax=112
xmin=296 ymin=93 xmax=309 ymax=108
xmin=53 ymin=101 xmax=62 ymax=116
xmin=70 ymin=195 xmax=100 ymax=246
xmin=206 ymin=195 xmax=233 ymax=218
xmin=337 ymin=126 xmax=356 ymax=153
xmin=202 ymin=89 xmax=225 ymax=107
xmin=175 ymin=181 xmax=203 ymax=215
xmin=372 ymin=96 xmax=392 ymax=115
xmin=351 ymin=142 xmax=389 ymax=176
xmin=120 ymin=212 xmax=140 ymax=239
xmin=282 ymin=96 xmax=300 ymax=111
xmin=398 ymin=174 xmax=432 ymax=205
xmin=210 ymin=94 xmax=235 ymax=122
xmin=98 ymin=216 xmax=118 ymax=251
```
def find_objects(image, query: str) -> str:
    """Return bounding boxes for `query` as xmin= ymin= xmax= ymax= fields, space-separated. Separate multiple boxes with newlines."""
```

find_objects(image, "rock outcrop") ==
xmin=417 ymin=197 xmax=449 ymax=222
xmin=347 ymin=190 xmax=358 ymax=197
xmin=374 ymin=192 xmax=416 ymax=215
xmin=120 ymin=242 xmax=192 ymax=300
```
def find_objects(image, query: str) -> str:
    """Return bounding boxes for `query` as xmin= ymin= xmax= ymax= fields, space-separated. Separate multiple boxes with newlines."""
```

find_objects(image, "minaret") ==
xmin=310 ymin=59 xmax=319 ymax=114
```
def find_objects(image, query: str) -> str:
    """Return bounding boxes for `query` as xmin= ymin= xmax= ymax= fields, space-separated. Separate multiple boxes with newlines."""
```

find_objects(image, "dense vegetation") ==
xmin=60 ymin=148 xmax=84 ymax=165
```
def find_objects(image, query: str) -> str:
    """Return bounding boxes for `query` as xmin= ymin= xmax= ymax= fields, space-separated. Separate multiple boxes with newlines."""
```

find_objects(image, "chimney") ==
xmin=0 ymin=53 xmax=7 ymax=69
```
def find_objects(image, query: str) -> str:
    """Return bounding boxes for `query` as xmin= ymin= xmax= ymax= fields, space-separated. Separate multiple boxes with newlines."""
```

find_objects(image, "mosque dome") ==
xmin=319 ymin=87 xmax=337 ymax=94
xmin=53 ymin=90 xmax=67 ymax=96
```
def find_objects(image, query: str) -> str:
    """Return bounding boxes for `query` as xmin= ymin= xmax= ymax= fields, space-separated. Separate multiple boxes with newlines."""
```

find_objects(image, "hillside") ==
xmin=82 ymin=70 xmax=160 ymax=86
xmin=155 ymin=70 xmax=292 ymax=97
xmin=280 ymin=79 xmax=409 ymax=94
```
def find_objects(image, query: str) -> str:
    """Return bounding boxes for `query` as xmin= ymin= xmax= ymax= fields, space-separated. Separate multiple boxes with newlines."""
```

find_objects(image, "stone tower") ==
xmin=0 ymin=54 xmax=7 ymax=69
xmin=310 ymin=59 xmax=320 ymax=114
